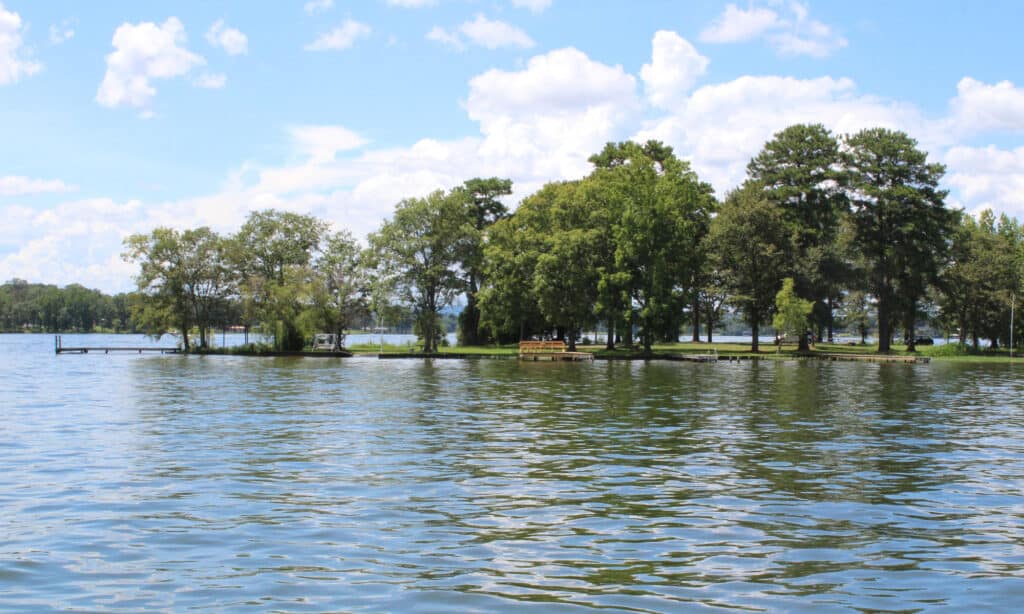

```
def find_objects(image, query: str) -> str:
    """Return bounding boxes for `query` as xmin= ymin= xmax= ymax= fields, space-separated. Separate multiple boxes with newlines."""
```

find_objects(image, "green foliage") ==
xmin=939 ymin=210 xmax=1021 ymax=350
xmin=453 ymin=177 xmax=512 ymax=345
xmin=843 ymin=128 xmax=956 ymax=353
xmin=590 ymin=140 xmax=716 ymax=352
xmin=232 ymin=210 xmax=327 ymax=351
xmin=123 ymin=227 xmax=235 ymax=349
xmin=748 ymin=123 xmax=848 ymax=347
xmin=706 ymin=183 xmax=792 ymax=351
xmin=0 ymin=279 xmax=128 ymax=332
xmin=368 ymin=189 xmax=472 ymax=353
xmin=300 ymin=230 xmax=368 ymax=350
xmin=772 ymin=278 xmax=814 ymax=341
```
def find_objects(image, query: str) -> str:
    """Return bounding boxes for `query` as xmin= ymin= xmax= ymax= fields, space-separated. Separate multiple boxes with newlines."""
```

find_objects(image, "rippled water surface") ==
xmin=3 ymin=334 xmax=1024 ymax=611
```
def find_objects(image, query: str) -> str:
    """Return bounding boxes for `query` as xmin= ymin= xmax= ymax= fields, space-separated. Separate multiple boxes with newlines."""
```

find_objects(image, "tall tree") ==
xmin=843 ymin=128 xmax=955 ymax=353
xmin=589 ymin=140 xmax=715 ymax=353
xmin=747 ymin=123 xmax=845 ymax=350
xmin=454 ymin=177 xmax=512 ymax=345
xmin=233 ymin=209 xmax=327 ymax=350
xmin=369 ymin=189 xmax=472 ymax=353
xmin=123 ymin=227 xmax=234 ymax=349
xmin=706 ymin=184 xmax=791 ymax=352
xmin=302 ymin=230 xmax=368 ymax=350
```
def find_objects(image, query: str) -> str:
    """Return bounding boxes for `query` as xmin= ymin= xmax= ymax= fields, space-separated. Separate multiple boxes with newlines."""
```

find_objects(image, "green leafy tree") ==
xmin=302 ymin=230 xmax=368 ymax=349
xmin=368 ymin=189 xmax=472 ymax=353
xmin=843 ymin=128 xmax=956 ymax=353
xmin=478 ymin=211 xmax=546 ymax=342
xmin=589 ymin=141 xmax=715 ymax=353
xmin=772 ymin=277 xmax=814 ymax=345
xmin=940 ymin=210 xmax=1020 ymax=350
xmin=748 ymin=123 xmax=846 ymax=349
xmin=706 ymin=184 xmax=791 ymax=352
xmin=454 ymin=177 xmax=512 ymax=345
xmin=233 ymin=209 xmax=327 ymax=350
xmin=123 ymin=227 xmax=234 ymax=349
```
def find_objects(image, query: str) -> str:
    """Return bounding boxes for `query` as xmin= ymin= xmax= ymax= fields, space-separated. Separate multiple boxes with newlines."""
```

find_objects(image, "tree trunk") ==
xmin=461 ymin=276 xmax=481 ymax=345
xmin=519 ymin=319 xmax=526 ymax=342
xmin=877 ymin=300 xmax=891 ymax=353
xmin=623 ymin=318 xmax=633 ymax=347
xmin=692 ymin=297 xmax=701 ymax=342
xmin=798 ymin=330 xmax=810 ymax=352
xmin=706 ymin=308 xmax=714 ymax=344
xmin=567 ymin=326 xmax=576 ymax=352
xmin=751 ymin=318 xmax=759 ymax=353
xmin=605 ymin=319 xmax=615 ymax=350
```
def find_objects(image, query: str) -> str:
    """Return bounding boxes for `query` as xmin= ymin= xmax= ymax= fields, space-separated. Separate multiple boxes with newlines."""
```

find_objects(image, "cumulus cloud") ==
xmin=0 ymin=176 xmax=77 ymax=196
xmin=0 ymin=2 xmax=42 ymax=85
xmin=949 ymin=77 xmax=1024 ymax=134
xmin=289 ymin=125 xmax=369 ymax=163
xmin=945 ymin=146 xmax=1024 ymax=218
xmin=700 ymin=3 xmax=780 ymax=43
xmin=460 ymin=14 xmax=534 ymax=49
xmin=303 ymin=0 xmax=333 ymax=15
xmin=427 ymin=15 xmax=534 ymax=50
xmin=305 ymin=19 xmax=371 ymax=51
xmin=640 ymin=31 xmax=708 ymax=109
xmin=206 ymin=20 xmax=248 ymax=55
xmin=95 ymin=17 xmax=205 ymax=109
xmin=511 ymin=0 xmax=553 ymax=13
xmin=700 ymin=1 xmax=846 ymax=58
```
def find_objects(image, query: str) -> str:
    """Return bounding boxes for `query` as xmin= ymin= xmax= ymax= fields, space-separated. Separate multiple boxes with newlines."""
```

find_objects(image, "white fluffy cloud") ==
xmin=289 ymin=125 xmax=369 ymax=163
xmin=700 ymin=3 xmax=779 ymax=43
xmin=700 ymin=1 xmax=846 ymax=58
xmin=949 ymin=77 xmax=1024 ymax=134
xmin=511 ymin=0 xmax=553 ymax=13
xmin=0 ymin=2 xmax=41 ymax=84
xmin=641 ymin=31 xmax=708 ymax=109
xmin=427 ymin=15 xmax=534 ymax=51
xmin=0 ymin=176 xmax=77 ymax=196
xmin=206 ymin=20 xmax=248 ymax=55
xmin=305 ymin=19 xmax=371 ymax=51
xmin=460 ymin=15 xmax=534 ymax=49
xmin=945 ymin=146 xmax=1024 ymax=218
xmin=95 ymin=17 xmax=205 ymax=109
xmin=303 ymin=0 xmax=333 ymax=15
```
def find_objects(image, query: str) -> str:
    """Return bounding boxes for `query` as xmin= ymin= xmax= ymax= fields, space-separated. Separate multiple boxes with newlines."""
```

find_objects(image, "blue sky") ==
xmin=2 ymin=0 xmax=1023 ymax=292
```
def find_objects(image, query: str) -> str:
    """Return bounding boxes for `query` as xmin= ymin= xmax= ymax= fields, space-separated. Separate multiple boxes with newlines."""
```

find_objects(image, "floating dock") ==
xmin=55 ymin=335 xmax=180 ymax=355
xmin=813 ymin=353 xmax=930 ymax=364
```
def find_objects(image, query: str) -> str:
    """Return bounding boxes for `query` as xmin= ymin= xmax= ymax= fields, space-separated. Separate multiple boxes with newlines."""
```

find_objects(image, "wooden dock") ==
xmin=518 ymin=340 xmax=594 ymax=362
xmin=55 ymin=335 xmax=181 ymax=355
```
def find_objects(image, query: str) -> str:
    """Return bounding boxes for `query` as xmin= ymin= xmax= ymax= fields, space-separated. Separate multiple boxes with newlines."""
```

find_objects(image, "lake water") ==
xmin=3 ymin=334 xmax=1023 ymax=611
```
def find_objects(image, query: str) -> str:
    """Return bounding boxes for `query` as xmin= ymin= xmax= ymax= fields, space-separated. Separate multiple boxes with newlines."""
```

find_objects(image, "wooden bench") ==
xmin=518 ymin=340 xmax=567 ymax=354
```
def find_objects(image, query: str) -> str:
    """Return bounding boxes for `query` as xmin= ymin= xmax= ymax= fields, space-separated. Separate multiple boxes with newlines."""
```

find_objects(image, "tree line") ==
xmin=0 ymin=279 xmax=134 ymax=333
xmin=65 ymin=124 xmax=1024 ymax=354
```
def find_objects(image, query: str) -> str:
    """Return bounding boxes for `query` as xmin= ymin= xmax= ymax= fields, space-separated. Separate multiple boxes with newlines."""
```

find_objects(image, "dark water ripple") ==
xmin=2 ymin=334 xmax=1024 ymax=611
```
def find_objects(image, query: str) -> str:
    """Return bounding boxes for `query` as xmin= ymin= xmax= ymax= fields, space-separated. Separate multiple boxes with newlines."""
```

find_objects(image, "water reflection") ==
xmin=2 ymin=337 xmax=1024 ymax=610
